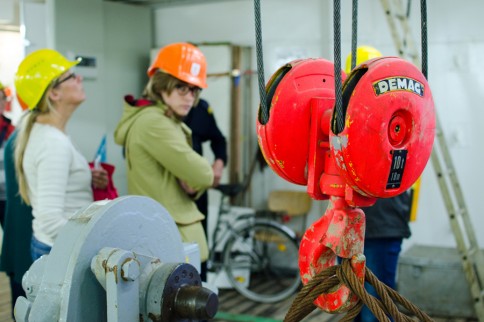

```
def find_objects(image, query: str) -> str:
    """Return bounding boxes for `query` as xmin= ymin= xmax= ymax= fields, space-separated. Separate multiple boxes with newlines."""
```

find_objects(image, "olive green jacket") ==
xmin=114 ymin=100 xmax=213 ymax=225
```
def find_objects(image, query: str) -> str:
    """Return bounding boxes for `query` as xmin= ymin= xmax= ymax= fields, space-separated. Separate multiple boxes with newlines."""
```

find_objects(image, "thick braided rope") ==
xmin=336 ymin=260 xmax=391 ymax=321
xmin=365 ymin=268 xmax=433 ymax=321
xmin=340 ymin=259 xmax=434 ymax=322
xmin=284 ymin=264 xmax=365 ymax=322
xmin=284 ymin=266 xmax=339 ymax=322
xmin=284 ymin=259 xmax=434 ymax=322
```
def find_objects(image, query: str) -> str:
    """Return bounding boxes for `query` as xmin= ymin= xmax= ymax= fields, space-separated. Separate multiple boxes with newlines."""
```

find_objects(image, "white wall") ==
xmin=0 ymin=30 xmax=23 ymax=122
xmin=0 ymin=0 xmax=18 ymax=26
xmin=404 ymin=0 xmax=484 ymax=250
xmin=154 ymin=0 xmax=332 ymax=224
xmin=48 ymin=0 xmax=152 ymax=195
xmin=102 ymin=2 xmax=153 ymax=195
xmin=154 ymin=0 xmax=484 ymax=250
xmin=14 ymin=0 xmax=483 ymax=250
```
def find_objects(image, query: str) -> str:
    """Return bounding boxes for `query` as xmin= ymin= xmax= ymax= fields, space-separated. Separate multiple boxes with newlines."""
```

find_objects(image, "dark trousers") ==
xmin=196 ymin=192 xmax=208 ymax=281
xmin=355 ymin=237 xmax=403 ymax=322
xmin=0 ymin=200 xmax=5 ymax=229
xmin=9 ymin=274 xmax=26 ymax=319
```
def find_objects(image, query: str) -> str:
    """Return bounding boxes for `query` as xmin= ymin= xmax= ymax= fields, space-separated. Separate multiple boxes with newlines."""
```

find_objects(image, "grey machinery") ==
xmin=14 ymin=196 xmax=218 ymax=322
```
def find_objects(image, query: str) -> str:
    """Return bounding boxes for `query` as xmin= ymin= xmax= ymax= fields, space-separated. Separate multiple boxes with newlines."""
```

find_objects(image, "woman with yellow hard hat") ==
xmin=14 ymin=49 xmax=108 ymax=260
xmin=114 ymin=42 xmax=214 ymax=263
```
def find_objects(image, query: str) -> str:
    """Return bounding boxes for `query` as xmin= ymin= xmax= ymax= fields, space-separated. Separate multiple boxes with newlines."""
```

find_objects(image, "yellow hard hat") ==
xmin=345 ymin=46 xmax=382 ymax=74
xmin=15 ymin=49 xmax=81 ymax=110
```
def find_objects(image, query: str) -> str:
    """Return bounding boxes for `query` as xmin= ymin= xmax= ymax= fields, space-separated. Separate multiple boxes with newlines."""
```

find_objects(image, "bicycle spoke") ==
xmin=223 ymin=222 xmax=301 ymax=303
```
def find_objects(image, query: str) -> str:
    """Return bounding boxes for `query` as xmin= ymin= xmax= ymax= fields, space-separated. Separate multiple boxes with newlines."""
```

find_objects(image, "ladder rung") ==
xmin=436 ymin=167 xmax=455 ymax=177
xmin=449 ymin=208 xmax=467 ymax=219
xmin=455 ymin=208 xmax=466 ymax=216
xmin=380 ymin=0 xmax=484 ymax=309
xmin=466 ymin=247 xmax=478 ymax=257
xmin=460 ymin=246 xmax=478 ymax=257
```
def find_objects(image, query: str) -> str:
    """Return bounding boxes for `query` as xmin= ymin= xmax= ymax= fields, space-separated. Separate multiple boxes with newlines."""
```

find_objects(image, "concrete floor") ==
xmin=1 ymin=271 xmax=476 ymax=322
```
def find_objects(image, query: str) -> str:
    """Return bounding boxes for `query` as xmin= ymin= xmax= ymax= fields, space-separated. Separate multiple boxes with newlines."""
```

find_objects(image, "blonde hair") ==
xmin=142 ymin=70 xmax=200 ymax=104
xmin=15 ymin=85 xmax=55 ymax=205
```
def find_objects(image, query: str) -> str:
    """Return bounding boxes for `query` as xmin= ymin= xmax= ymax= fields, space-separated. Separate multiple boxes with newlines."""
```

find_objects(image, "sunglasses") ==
xmin=53 ymin=72 xmax=77 ymax=88
xmin=174 ymin=83 xmax=202 ymax=97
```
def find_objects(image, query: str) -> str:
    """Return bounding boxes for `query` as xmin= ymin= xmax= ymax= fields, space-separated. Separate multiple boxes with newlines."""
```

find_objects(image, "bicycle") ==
xmin=206 ymin=183 xmax=301 ymax=304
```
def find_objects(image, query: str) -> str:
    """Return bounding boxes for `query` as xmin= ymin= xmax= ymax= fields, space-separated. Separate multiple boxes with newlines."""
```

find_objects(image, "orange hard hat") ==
xmin=17 ymin=93 xmax=29 ymax=110
xmin=148 ymin=42 xmax=208 ymax=88
xmin=3 ymin=86 xmax=11 ymax=97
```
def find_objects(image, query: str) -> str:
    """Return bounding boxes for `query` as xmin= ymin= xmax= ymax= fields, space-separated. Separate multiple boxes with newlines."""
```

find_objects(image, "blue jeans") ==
xmin=355 ymin=238 xmax=403 ymax=322
xmin=31 ymin=236 xmax=52 ymax=261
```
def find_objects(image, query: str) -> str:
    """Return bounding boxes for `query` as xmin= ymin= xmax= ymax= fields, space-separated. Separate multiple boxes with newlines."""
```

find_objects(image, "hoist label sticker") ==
xmin=373 ymin=77 xmax=424 ymax=97
xmin=386 ymin=149 xmax=407 ymax=189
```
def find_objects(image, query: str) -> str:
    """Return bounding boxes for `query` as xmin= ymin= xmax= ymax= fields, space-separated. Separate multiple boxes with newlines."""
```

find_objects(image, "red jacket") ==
xmin=0 ymin=115 xmax=14 ymax=146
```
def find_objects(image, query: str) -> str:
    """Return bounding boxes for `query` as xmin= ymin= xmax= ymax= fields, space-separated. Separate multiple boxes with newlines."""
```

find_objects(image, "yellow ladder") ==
xmin=380 ymin=0 xmax=484 ymax=320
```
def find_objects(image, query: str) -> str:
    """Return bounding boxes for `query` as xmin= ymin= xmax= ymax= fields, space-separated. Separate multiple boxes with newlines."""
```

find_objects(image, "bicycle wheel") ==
xmin=223 ymin=220 xmax=301 ymax=303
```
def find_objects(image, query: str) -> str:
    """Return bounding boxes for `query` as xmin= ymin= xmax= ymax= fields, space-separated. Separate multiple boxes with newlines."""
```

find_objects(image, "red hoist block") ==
xmin=257 ymin=56 xmax=435 ymax=314
xmin=256 ymin=58 xmax=346 ymax=194
xmin=330 ymin=57 xmax=436 ymax=199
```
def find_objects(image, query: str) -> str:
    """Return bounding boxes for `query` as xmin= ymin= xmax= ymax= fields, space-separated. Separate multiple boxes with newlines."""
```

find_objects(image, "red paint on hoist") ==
xmin=256 ymin=58 xmax=345 ymax=188
xmin=330 ymin=57 xmax=436 ymax=199
xmin=299 ymin=196 xmax=366 ymax=312
xmin=256 ymin=56 xmax=435 ymax=314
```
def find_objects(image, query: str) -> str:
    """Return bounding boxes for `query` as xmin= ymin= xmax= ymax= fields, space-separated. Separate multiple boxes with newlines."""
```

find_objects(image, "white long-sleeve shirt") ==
xmin=23 ymin=123 xmax=93 ymax=246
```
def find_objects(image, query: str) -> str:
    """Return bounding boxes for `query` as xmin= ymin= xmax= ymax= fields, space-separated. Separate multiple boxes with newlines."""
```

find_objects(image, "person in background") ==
xmin=0 ymin=131 xmax=33 ymax=319
xmin=14 ymin=49 xmax=108 ymax=261
xmin=114 ymin=42 xmax=214 ymax=264
xmin=184 ymin=98 xmax=227 ymax=280
xmin=0 ymin=82 xmax=22 ymax=319
xmin=357 ymin=193 xmax=412 ymax=322
xmin=0 ymin=82 xmax=15 ymax=228
xmin=346 ymin=46 xmax=412 ymax=322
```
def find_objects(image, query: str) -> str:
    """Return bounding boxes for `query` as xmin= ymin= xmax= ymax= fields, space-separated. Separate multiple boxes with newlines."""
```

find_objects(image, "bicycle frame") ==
xmin=207 ymin=184 xmax=301 ymax=303
xmin=207 ymin=189 xmax=255 ymax=271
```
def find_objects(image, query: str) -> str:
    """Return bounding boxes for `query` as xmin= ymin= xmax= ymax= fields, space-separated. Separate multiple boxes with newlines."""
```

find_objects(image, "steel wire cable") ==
xmin=421 ymin=0 xmax=428 ymax=79
xmin=333 ymin=0 xmax=344 ymax=134
xmin=351 ymin=0 xmax=358 ymax=71
xmin=254 ymin=0 xmax=269 ymax=124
